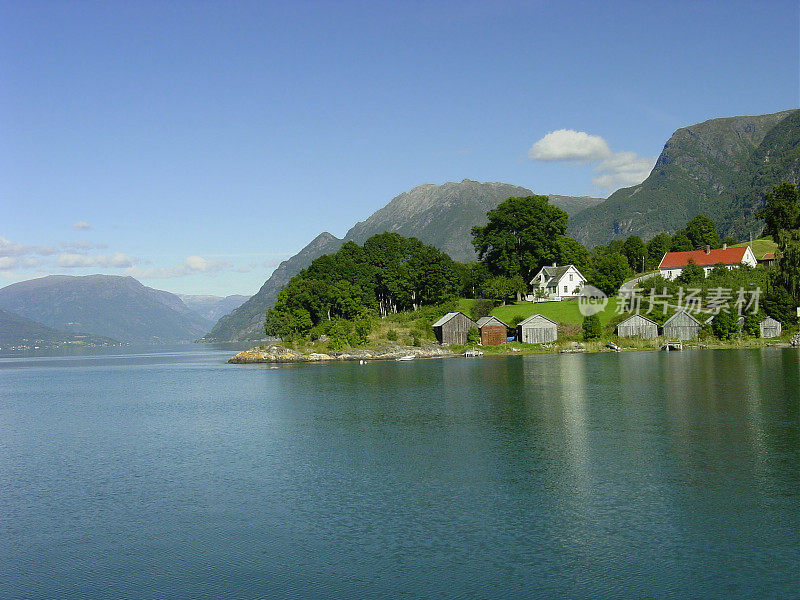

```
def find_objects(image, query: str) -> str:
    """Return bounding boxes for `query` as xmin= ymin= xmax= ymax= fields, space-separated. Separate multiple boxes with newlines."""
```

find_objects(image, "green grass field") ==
xmin=489 ymin=298 xmax=622 ymax=326
xmin=733 ymin=237 xmax=778 ymax=258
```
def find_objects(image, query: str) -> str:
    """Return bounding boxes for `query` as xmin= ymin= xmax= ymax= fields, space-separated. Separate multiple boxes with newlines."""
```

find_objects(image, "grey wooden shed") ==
xmin=616 ymin=314 xmax=659 ymax=339
xmin=662 ymin=310 xmax=702 ymax=340
xmin=432 ymin=312 xmax=477 ymax=345
xmin=517 ymin=314 xmax=558 ymax=344
xmin=760 ymin=316 xmax=782 ymax=338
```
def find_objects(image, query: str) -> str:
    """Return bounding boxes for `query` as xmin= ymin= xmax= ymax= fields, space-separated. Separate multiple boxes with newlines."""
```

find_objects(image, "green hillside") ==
xmin=569 ymin=109 xmax=800 ymax=246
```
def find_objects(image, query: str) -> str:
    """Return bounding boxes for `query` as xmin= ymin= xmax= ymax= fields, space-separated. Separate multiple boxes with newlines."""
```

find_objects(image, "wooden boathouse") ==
xmin=662 ymin=310 xmax=702 ymax=340
xmin=517 ymin=314 xmax=558 ymax=344
xmin=476 ymin=316 xmax=509 ymax=345
xmin=432 ymin=312 xmax=477 ymax=345
xmin=760 ymin=316 xmax=782 ymax=338
xmin=616 ymin=314 xmax=659 ymax=339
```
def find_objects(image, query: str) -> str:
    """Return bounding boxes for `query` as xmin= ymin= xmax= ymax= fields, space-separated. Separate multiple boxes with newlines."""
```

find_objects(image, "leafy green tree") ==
xmin=670 ymin=231 xmax=693 ymax=251
xmin=756 ymin=182 xmax=799 ymax=239
xmin=484 ymin=275 xmax=527 ymax=304
xmin=587 ymin=251 xmax=631 ymax=296
xmin=677 ymin=259 xmax=704 ymax=284
xmin=775 ymin=228 xmax=800 ymax=300
xmin=467 ymin=327 xmax=480 ymax=345
xmin=742 ymin=312 xmax=762 ymax=337
xmin=722 ymin=236 xmax=738 ymax=247
xmin=683 ymin=215 xmax=722 ymax=250
xmin=471 ymin=195 xmax=568 ymax=281
xmin=709 ymin=262 xmax=729 ymax=279
xmin=622 ymin=235 xmax=647 ymax=273
xmin=470 ymin=299 xmax=495 ymax=322
xmin=582 ymin=313 xmax=602 ymax=340
xmin=646 ymin=233 xmax=672 ymax=269
xmin=711 ymin=309 xmax=740 ymax=340
xmin=763 ymin=283 xmax=797 ymax=326
xmin=556 ymin=235 xmax=591 ymax=272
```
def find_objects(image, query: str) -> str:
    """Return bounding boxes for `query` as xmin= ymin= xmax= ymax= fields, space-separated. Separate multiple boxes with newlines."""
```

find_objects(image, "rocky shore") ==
xmin=228 ymin=342 xmax=455 ymax=364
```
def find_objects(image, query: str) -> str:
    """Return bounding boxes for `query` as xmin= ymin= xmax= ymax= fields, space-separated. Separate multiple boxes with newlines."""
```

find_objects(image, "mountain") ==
xmin=0 ymin=308 xmax=119 ymax=349
xmin=0 ymin=275 xmax=213 ymax=344
xmin=202 ymin=180 xmax=604 ymax=341
xmin=178 ymin=294 xmax=249 ymax=323
xmin=569 ymin=109 xmax=800 ymax=246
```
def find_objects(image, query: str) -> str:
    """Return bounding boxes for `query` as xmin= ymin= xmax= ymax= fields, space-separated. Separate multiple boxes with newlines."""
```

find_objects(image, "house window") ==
xmin=569 ymin=274 xmax=573 ymax=281
xmin=563 ymin=285 xmax=567 ymax=293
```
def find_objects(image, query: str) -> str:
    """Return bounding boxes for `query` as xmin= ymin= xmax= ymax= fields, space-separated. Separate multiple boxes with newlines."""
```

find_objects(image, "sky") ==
xmin=2 ymin=0 xmax=798 ymax=297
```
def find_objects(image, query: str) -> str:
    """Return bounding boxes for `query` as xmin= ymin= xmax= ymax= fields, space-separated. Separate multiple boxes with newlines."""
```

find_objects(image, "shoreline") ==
xmin=228 ymin=336 xmax=798 ymax=364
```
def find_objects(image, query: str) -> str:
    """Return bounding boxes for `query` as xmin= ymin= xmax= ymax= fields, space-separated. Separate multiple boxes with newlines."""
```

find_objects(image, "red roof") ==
xmin=761 ymin=253 xmax=775 ymax=260
xmin=659 ymin=246 xmax=749 ymax=269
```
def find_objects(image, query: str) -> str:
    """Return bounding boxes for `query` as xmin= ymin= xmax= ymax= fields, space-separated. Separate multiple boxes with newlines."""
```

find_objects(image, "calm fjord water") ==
xmin=1 ymin=347 xmax=798 ymax=599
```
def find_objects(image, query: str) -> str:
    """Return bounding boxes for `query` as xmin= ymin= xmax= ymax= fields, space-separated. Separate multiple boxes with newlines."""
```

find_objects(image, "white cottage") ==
xmin=527 ymin=264 xmax=586 ymax=301
xmin=658 ymin=245 xmax=757 ymax=280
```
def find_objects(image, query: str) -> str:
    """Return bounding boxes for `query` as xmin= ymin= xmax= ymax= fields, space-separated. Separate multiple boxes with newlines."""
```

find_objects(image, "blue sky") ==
xmin=2 ymin=0 xmax=798 ymax=296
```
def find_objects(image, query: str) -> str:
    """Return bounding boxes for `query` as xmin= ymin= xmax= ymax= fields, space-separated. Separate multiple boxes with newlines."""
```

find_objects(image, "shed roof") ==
xmin=663 ymin=310 xmax=703 ymax=327
xmin=477 ymin=316 xmax=507 ymax=328
xmin=617 ymin=314 xmax=659 ymax=327
xmin=761 ymin=316 xmax=781 ymax=325
xmin=658 ymin=247 xmax=748 ymax=269
xmin=432 ymin=311 xmax=469 ymax=328
xmin=517 ymin=313 xmax=558 ymax=327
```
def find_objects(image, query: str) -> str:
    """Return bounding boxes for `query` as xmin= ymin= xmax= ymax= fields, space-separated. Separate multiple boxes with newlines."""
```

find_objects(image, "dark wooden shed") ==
xmin=432 ymin=312 xmax=478 ymax=345
xmin=662 ymin=310 xmax=702 ymax=340
xmin=616 ymin=314 xmax=659 ymax=339
xmin=517 ymin=314 xmax=558 ymax=344
xmin=760 ymin=316 xmax=782 ymax=338
xmin=476 ymin=316 xmax=509 ymax=345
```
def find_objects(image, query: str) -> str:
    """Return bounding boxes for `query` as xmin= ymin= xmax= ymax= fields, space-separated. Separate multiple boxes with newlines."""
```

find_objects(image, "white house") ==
xmin=658 ymin=245 xmax=757 ymax=280
xmin=527 ymin=264 xmax=586 ymax=301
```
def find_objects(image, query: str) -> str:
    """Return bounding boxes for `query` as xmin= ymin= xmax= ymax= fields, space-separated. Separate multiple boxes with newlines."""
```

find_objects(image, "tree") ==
xmin=677 ymin=259 xmax=704 ymax=284
xmin=622 ymin=235 xmax=647 ymax=273
xmin=684 ymin=215 xmax=721 ymax=250
xmin=756 ymin=182 xmax=799 ymax=239
xmin=709 ymin=262 xmax=729 ymax=279
xmin=582 ymin=313 xmax=602 ymax=340
xmin=484 ymin=275 xmax=526 ymax=304
xmin=556 ymin=235 xmax=591 ymax=272
xmin=722 ymin=236 xmax=738 ymax=247
xmin=775 ymin=228 xmax=800 ymax=300
xmin=470 ymin=299 xmax=496 ymax=322
xmin=763 ymin=283 xmax=796 ymax=326
xmin=742 ymin=312 xmax=762 ymax=337
xmin=646 ymin=233 xmax=672 ymax=269
xmin=711 ymin=309 xmax=739 ymax=340
xmin=471 ymin=195 xmax=568 ymax=282
xmin=670 ymin=231 xmax=693 ymax=251
xmin=467 ymin=327 xmax=480 ymax=345
xmin=587 ymin=251 xmax=631 ymax=296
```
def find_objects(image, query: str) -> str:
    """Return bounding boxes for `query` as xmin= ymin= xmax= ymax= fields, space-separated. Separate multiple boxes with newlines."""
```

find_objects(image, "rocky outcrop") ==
xmin=228 ymin=342 xmax=455 ymax=363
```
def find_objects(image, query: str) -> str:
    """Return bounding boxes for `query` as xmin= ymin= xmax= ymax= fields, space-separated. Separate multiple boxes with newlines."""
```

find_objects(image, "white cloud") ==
xmin=528 ymin=129 xmax=656 ymax=193
xmin=592 ymin=151 xmax=657 ymax=191
xmin=57 ymin=252 xmax=135 ymax=268
xmin=72 ymin=221 xmax=92 ymax=230
xmin=125 ymin=255 xmax=233 ymax=279
xmin=0 ymin=237 xmax=57 ymax=257
xmin=528 ymin=129 xmax=612 ymax=162
xmin=0 ymin=256 xmax=41 ymax=270
xmin=60 ymin=240 xmax=108 ymax=251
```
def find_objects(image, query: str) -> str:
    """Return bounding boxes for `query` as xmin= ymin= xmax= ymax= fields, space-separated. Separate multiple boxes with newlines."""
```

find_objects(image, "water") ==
xmin=1 ymin=347 xmax=798 ymax=599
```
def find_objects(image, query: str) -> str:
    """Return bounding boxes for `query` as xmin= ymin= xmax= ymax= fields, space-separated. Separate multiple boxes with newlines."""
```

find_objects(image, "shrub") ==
xmin=742 ymin=312 xmax=762 ymax=337
xmin=386 ymin=329 xmax=398 ymax=341
xmin=467 ymin=327 xmax=480 ymax=345
xmin=582 ymin=314 xmax=602 ymax=340
xmin=711 ymin=309 xmax=740 ymax=340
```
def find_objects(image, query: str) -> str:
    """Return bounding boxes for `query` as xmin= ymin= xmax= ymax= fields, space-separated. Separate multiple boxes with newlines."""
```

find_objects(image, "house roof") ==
xmin=663 ymin=310 xmax=703 ymax=327
xmin=532 ymin=264 xmax=585 ymax=284
xmin=517 ymin=313 xmax=558 ymax=327
xmin=658 ymin=247 xmax=749 ymax=269
xmin=477 ymin=316 xmax=507 ymax=328
xmin=760 ymin=252 xmax=776 ymax=260
xmin=761 ymin=316 xmax=780 ymax=325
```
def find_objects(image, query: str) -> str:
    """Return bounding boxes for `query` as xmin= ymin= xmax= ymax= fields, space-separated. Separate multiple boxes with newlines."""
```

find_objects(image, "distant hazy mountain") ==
xmin=0 ymin=275 xmax=213 ymax=344
xmin=0 ymin=307 xmax=119 ymax=349
xmin=202 ymin=180 xmax=604 ymax=341
xmin=178 ymin=294 xmax=249 ymax=323
xmin=569 ymin=109 xmax=800 ymax=246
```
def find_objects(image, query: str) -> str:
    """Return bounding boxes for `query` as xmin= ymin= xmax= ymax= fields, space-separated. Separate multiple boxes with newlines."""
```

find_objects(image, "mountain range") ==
xmin=202 ymin=181 xmax=604 ymax=341
xmin=0 ymin=275 xmax=215 ymax=345
xmin=0 ymin=307 xmax=118 ymax=349
xmin=569 ymin=109 xmax=800 ymax=246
